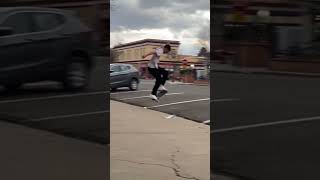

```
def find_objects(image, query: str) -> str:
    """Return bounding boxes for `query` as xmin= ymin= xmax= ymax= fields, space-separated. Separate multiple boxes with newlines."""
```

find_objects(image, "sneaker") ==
xmin=150 ymin=94 xmax=159 ymax=102
xmin=159 ymin=85 xmax=168 ymax=91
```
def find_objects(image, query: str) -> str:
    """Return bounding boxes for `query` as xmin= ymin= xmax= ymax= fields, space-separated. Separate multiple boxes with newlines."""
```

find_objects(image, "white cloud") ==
xmin=110 ymin=0 xmax=210 ymax=55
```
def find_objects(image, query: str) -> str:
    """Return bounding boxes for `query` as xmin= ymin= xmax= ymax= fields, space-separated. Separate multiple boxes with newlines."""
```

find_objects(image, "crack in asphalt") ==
xmin=169 ymin=147 xmax=202 ymax=180
xmin=113 ymin=147 xmax=202 ymax=180
xmin=113 ymin=158 xmax=176 ymax=170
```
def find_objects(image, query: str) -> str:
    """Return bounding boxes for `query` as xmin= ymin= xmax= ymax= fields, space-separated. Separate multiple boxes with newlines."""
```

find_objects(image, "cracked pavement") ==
xmin=110 ymin=100 xmax=209 ymax=180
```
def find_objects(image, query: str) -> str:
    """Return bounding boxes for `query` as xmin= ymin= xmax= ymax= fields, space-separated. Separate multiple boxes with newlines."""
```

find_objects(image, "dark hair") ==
xmin=164 ymin=44 xmax=171 ymax=51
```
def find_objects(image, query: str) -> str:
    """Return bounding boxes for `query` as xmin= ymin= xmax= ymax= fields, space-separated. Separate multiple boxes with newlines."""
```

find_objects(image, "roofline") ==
xmin=113 ymin=39 xmax=181 ymax=49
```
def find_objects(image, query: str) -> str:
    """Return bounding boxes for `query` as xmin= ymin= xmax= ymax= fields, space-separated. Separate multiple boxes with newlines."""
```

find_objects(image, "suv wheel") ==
xmin=64 ymin=58 xmax=89 ymax=91
xmin=129 ymin=79 xmax=138 ymax=91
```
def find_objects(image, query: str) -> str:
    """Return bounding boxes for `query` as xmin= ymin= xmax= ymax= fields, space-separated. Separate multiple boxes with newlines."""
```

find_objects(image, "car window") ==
xmin=131 ymin=66 xmax=138 ymax=71
xmin=111 ymin=65 xmax=121 ymax=72
xmin=1 ymin=12 xmax=32 ymax=34
xmin=32 ymin=12 xmax=65 ymax=32
xmin=120 ymin=65 xmax=130 ymax=71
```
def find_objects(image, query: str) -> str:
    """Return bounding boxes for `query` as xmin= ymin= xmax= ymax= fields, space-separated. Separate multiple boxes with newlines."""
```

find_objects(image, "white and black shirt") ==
xmin=148 ymin=47 xmax=163 ymax=69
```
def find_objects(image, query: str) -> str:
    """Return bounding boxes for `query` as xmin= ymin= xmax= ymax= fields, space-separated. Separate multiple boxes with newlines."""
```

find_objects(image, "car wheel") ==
xmin=64 ymin=58 xmax=89 ymax=91
xmin=129 ymin=79 xmax=138 ymax=91
xmin=4 ymin=83 xmax=22 ymax=91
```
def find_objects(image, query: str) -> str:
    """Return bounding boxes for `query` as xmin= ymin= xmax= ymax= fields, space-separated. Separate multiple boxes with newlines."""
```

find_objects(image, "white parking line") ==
xmin=140 ymin=81 xmax=155 ymax=85
xmin=211 ymin=98 xmax=240 ymax=103
xmin=203 ymin=120 xmax=210 ymax=124
xmin=27 ymin=110 xmax=109 ymax=122
xmin=145 ymin=98 xmax=210 ymax=109
xmin=212 ymin=116 xmax=320 ymax=134
xmin=111 ymin=90 xmax=150 ymax=95
xmin=144 ymin=98 xmax=238 ymax=109
xmin=119 ymin=92 xmax=184 ymax=100
xmin=0 ymin=91 xmax=109 ymax=104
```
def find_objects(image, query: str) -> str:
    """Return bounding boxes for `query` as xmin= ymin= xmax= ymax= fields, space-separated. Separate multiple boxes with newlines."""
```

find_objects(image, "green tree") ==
xmin=198 ymin=47 xmax=209 ymax=57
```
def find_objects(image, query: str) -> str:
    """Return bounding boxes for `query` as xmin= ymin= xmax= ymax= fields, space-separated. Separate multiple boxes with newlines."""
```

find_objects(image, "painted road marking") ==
xmin=0 ymin=91 xmax=109 ymax=104
xmin=145 ymin=98 xmax=210 ymax=109
xmin=111 ymin=90 xmax=150 ymax=95
xmin=212 ymin=116 xmax=320 ymax=134
xmin=145 ymin=98 xmax=238 ymax=109
xmin=27 ymin=110 xmax=109 ymax=122
xmin=140 ymin=81 xmax=155 ymax=85
xmin=166 ymin=115 xmax=176 ymax=119
xmin=119 ymin=92 xmax=184 ymax=100
xmin=203 ymin=120 xmax=210 ymax=124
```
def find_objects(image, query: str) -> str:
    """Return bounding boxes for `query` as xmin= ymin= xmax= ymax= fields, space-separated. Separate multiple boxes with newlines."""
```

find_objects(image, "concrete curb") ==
xmin=213 ymin=69 xmax=320 ymax=77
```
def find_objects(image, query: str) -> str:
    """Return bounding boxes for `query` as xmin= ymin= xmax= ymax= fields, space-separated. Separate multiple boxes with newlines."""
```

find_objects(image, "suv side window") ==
xmin=32 ymin=12 xmax=65 ymax=32
xmin=111 ymin=65 xmax=121 ymax=72
xmin=120 ymin=65 xmax=130 ymax=71
xmin=1 ymin=12 xmax=32 ymax=34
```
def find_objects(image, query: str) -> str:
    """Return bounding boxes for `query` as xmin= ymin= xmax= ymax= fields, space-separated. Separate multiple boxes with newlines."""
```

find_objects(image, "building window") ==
xmin=124 ymin=51 xmax=127 ymax=60
xmin=135 ymin=49 xmax=139 ymax=59
xmin=118 ymin=51 xmax=124 ymax=60
xmin=171 ymin=49 xmax=177 ymax=59
xmin=128 ymin=50 xmax=132 ymax=59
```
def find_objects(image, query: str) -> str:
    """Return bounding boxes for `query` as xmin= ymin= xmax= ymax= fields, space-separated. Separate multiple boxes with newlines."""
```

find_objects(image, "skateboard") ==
xmin=157 ymin=90 xmax=168 ymax=99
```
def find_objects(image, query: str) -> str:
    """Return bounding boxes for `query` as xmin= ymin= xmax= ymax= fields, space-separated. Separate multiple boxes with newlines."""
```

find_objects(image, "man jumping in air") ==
xmin=142 ymin=44 xmax=171 ymax=102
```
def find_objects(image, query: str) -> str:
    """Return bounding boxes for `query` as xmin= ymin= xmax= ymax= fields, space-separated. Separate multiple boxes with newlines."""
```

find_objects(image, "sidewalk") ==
xmin=0 ymin=121 xmax=108 ymax=180
xmin=110 ymin=100 xmax=210 ymax=180
xmin=212 ymin=63 xmax=320 ymax=77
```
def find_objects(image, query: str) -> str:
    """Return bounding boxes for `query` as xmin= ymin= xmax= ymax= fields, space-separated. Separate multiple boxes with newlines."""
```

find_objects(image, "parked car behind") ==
xmin=0 ymin=7 xmax=95 ymax=91
xmin=110 ymin=63 xmax=140 ymax=91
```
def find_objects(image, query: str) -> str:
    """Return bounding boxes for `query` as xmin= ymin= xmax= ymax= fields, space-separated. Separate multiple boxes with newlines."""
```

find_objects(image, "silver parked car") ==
xmin=110 ymin=63 xmax=140 ymax=91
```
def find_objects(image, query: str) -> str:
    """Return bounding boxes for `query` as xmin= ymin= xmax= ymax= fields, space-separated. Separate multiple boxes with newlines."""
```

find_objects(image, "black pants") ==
xmin=148 ymin=67 xmax=168 ymax=95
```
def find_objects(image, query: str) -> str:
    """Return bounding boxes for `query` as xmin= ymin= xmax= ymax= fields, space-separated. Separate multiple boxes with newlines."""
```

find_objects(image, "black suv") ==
xmin=0 ymin=7 xmax=95 ymax=91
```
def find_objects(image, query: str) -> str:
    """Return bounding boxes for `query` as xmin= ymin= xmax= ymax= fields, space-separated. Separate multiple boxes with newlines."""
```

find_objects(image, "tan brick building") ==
xmin=113 ymin=39 xmax=207 ymax=79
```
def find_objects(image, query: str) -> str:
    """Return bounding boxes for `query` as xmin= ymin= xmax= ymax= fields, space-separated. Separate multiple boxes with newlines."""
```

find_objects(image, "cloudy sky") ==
xmin=110 ymin=0 xmax=210 ymax=55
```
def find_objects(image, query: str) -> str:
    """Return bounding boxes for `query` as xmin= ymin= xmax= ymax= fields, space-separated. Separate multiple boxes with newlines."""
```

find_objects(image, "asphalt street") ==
xmin=0 ymin=57 xmax=109 ymax=144
xmin=212 ymin=72 xmax=320 ymax=180
xmin=110 ymin=80 xmax=210 ymax=123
